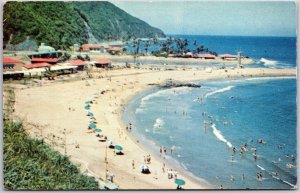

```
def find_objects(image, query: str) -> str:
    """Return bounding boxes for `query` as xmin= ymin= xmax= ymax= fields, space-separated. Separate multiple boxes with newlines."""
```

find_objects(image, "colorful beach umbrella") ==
xmin=94 ymin=128 xmax=102 ymax=133
xmin=175 ymin=179 xmax=185 ymax=186
xmin=87 ymin=112 xmax=94 ymax=116
xmin=114 ymin=145 xmax=123 ymax=151
xmin=89 ymin=123 xmax=96 ymax=129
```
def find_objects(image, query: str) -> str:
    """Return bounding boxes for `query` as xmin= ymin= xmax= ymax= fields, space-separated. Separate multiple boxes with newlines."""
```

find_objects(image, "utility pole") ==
xmin=237 ymin=51 xmax=242 ymax=68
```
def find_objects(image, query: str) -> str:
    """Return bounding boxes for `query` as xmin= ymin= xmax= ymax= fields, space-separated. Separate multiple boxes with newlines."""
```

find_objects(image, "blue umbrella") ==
xmin=84 ymin=105 xmax=90 ymax=110
xmin=89 ymin=123 xmax=96 ymax=129
xmin=114 ymin=145 xmax=123 ymax=151
xmin=87 ymin=112 xmax=94 ymax=116
xmin=94 ymin=128 xmax=102 ymax=133
xmin=175 ymin=179 xmax=185 ymax=186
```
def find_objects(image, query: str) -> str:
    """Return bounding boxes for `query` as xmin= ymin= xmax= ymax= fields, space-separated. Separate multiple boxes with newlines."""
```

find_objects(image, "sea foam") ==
xmin=260 ymin=57 xmax=278 ymax=65
xmin=211 ymin=124 xmax=233 ymax=148
xmin=205 ymin=86 xmax=235 ymax=98
xmin=153 ymin=118 xmax=165 ymax=129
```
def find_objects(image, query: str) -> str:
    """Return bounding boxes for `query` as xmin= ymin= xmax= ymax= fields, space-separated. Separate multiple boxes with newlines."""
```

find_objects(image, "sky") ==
xmin=112 ymin=1 xmax=297 ymax=37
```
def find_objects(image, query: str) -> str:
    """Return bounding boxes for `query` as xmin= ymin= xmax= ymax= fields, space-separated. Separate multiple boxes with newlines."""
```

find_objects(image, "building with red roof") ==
xmin=193 ymin=54 xmax=216 ymax=59
xmin=31 ymin=57 xmax=59 ymax=64
xmin=106 ymin=47 xmax=123 ymax=55
xmin=94 ymin=58 xmax=112 ymax=68
xmin=3 ymin=56 xmax=24 ymax=71
xmin=24 ymin=63 xmax=51 ymax=69
xmin=81 ymin=44 xmax=105 ymax=52
xmin=68 ymin=59 xmax=87 ymax=71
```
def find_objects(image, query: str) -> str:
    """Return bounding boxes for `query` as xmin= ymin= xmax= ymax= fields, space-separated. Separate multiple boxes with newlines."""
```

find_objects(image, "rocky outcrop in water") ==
xmin=159 ymin=79 xmax=201 ymax=88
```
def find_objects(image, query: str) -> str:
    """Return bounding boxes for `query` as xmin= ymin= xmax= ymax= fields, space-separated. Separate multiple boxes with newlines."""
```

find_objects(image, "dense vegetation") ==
xmin=3 ymin=1 xmax=165 ymax=50
xmin=73 ymin=2 xmax=165 ymax=41
xmin=3 ymin=1 xmax=88 ymax=50
xmin=3 ymin=120 xmax=99 ymax=190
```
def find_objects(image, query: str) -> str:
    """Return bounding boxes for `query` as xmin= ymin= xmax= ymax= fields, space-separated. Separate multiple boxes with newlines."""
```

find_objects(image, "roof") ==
xmin=81 ymin=44 xmax=104 ymax=49
xmin=185 ymin=52 xmax=193 ymax=56
xmin=106 ymin=47 xmax=122 ymax=51
xmin=95 ymin=58 xmax=112 ymax=64
xmin=50 ymin=66 xmax=77 ymax=71
xmin=24 ymin=62 xmax=51 ymax=69
xmin=69 ymin=59 xmax=86 ymax=66
xmin=194 ymin=54 xmax=216 ymax=58
xmin=219 ymin=54 xmax=237 ymax=58
xmin=31 ymin=58 xmax=59 ymax=63
xmin=3 ymin=57 xmax=23 ymax=64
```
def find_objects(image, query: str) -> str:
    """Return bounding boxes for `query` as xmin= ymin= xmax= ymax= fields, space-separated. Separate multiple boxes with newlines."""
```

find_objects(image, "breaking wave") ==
xmin=211 ymin=124 xmax=233 ymax=148
xmin=260 ymin=58 xmax=278 ymax=66
xmin=205 ymin=86 xmax=235 ymax=98
xmin=153 ymin=118 xmax=165 ymax=129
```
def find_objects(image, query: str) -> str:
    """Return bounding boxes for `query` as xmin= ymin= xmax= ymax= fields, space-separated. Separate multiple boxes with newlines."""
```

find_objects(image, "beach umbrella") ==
xmin=114 ymin=145 xmax=123 ymax=151
xmin=89 ymin=123 xmax=96 ymax=129
xmin=84 ymin=105 xmax=90 ymax=110
xmin=94 ymin=128 xmax=102 ymax=133
xmin=175 ymin=179 xmax=185 ymax=186
xmin=85 ymin=100 xmax=92 ymax=104
xmin=87 ymin=112 xmax=94 ymax=116
xmin=90 ymin=116 xmax=96 ymax=120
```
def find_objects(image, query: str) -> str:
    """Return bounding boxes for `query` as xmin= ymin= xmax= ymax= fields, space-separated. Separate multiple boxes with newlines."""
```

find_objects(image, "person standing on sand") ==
xmin=132 ymin=160 xmax=135 ymax=169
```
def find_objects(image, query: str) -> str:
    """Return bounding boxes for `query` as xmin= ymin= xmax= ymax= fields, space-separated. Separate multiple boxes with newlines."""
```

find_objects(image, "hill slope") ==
xmin=3 ymin=1 xmax=165 ymax=50
xmin=73 ymin=1 xmax=165 ymax=41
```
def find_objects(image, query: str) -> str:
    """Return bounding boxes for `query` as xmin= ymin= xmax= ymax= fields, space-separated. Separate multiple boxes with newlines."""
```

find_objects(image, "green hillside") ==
xmin=73 ymin=1 xmax=165 ymax=41
xmin=3 ymin=1 xmax=165 ymax=50
xmin=3 ymin=1 xmax=88 ymax=49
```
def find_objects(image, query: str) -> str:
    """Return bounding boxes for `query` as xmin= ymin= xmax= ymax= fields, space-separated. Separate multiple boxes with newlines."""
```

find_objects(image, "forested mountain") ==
xmin=3 ymin=1 xmax=165 ymax=50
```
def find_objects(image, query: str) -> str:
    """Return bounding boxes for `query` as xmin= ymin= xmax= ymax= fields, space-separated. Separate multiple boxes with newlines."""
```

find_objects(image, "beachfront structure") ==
xmin=219 ymin=54 xmax=237 ymax=60
xmin=38 ymin=43 xmax=55 ymax=53
xmin=68 ymin=59 xmax=87 ymax=71
xmin=193 ymin=54 xmax=216 ymax=59
xmin=183 ymin=52 xmax=193 ymax=58
xmin=24 ymin=62 xmax=51 ymax=69
xmin=31 ymin=57 xmax=59 ymax=64
xmin=106 ymin=47 xmax=123 ymax=55
xmin=3 ymin=57 xmax=24 ymax=71
xmin=94 ymin=58 xmax=112 ymax=68
xmin=81 ymin=44 xmax=106 ymax=52
xmin=27 ymin=51 xmax=64 ymax=59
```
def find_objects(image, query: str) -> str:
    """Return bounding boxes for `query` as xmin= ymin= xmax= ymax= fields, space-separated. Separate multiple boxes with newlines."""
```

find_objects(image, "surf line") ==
xmin=256 ymin=164 xmax=297 ymax=189
xmin=205 ymin=86 xmax=235 ymax=98
xmin=211 ymin=124 xmax=233 ymax=148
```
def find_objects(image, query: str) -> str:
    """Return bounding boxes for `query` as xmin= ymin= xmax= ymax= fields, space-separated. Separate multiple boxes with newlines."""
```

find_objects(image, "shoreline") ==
xmin=11 ymin=67 xmax=296 ymax=189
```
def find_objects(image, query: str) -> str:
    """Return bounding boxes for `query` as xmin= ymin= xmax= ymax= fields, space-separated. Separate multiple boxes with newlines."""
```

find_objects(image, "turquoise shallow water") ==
xmin=123 ymin=77 xmax=297 ymax=189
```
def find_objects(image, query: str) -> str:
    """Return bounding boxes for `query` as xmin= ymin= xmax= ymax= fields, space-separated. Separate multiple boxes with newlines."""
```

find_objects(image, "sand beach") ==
xmin=10 ymin=67 xmax=295 ymax=189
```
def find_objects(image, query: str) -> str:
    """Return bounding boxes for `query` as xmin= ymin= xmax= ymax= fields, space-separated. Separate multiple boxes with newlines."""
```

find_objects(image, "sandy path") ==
xmin=12 ymin=67 xmax=296 ymax=189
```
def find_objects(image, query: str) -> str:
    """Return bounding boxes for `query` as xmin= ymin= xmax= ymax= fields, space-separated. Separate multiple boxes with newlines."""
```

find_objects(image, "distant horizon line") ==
xmin=165 ymin=34 xmax=297 ymax=38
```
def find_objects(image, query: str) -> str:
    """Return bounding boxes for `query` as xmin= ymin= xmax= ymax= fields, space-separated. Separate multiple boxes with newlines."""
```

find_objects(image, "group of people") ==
xmin=167 ymin=169 xmax=178 ymax=179
xmin=256 ymin=172 xmax=263 ymax=181
xmin=159 ymin=146 xmax=168 ymax=156
xmin=126 ymin=122 xmax=132 ymax=132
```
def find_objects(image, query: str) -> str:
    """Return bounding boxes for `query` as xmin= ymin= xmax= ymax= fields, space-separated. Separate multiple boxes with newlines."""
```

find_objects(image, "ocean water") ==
xmin=123 ymin=77 xmax=297 ymax=189
xmin=126 ymin=35 xmax=297 ymax=69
